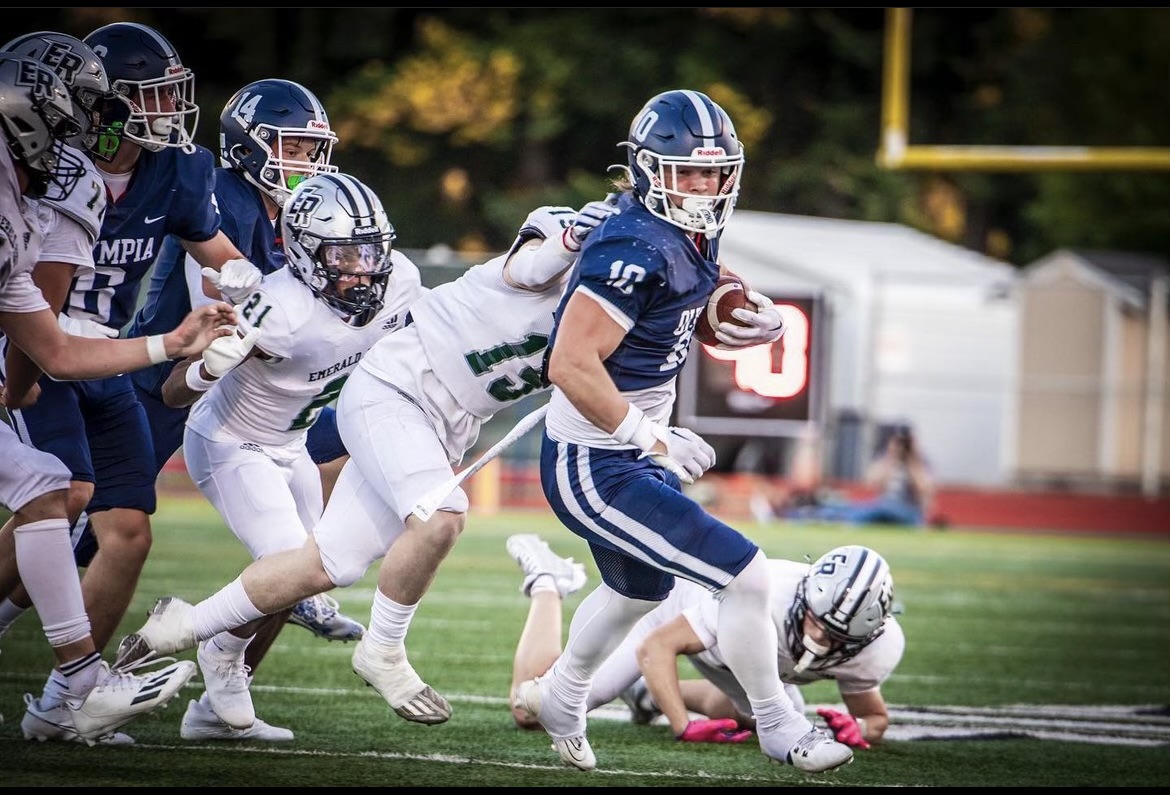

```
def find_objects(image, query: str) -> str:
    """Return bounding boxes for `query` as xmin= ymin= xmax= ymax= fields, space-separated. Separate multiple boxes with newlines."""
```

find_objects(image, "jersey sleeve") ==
xmin=574 ymin=236 xmax=668 ymax=330
xmin=236 ymin=279 xmax=306 ymax=361
xmin=169 ymin=146 xmax=221 ymax=244
xmin=37 ymin=205 xmax=97 ymax=276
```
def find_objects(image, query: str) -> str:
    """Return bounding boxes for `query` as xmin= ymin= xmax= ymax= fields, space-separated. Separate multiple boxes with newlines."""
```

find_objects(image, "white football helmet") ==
xmin=281 ymin=173 xmax=396 ymax=327
xmin=785 ymin=545 xmax=895 ymax=673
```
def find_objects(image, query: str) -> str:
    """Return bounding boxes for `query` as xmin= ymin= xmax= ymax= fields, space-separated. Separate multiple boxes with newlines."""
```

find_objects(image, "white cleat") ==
xmin=180 ymin=699 xmax=294 ymax=742
xmin=68 ymin=659 xmax=197 ymax=743
xmin=113 ymin=596 xmax=197 ymax=669
xmin=351 ymin=639 xmax=451 ymax=725
xmin=784 ymin=728 xmax=854 ymax=773
xmin=197 ymin=639 xmax=255 ymax=730
xmin=513 ymin=677 xmax=596 ymax=771
xmin=506 ymin=534 xmax=587 ymax=598
xmin=20 ymin=693 xmax=134 ymax=745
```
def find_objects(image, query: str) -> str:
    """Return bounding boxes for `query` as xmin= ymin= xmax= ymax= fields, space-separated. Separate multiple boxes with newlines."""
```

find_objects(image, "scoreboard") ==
xmin=676 ymin=293 xmax=825 ymax=437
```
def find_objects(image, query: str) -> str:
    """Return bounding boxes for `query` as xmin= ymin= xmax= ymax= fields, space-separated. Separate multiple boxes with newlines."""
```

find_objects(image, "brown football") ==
xmin=695 ymin=274 xmax=752 ymax=347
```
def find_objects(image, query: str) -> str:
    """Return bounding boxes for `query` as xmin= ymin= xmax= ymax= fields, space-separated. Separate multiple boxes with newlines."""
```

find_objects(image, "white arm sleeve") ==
xmin=503 ymin=235 xmax=577 ymax=291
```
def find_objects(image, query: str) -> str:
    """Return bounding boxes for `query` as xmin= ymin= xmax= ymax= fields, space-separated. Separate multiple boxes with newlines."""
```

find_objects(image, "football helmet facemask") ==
xmin=0 ymin=54 xmax=85 ymax=200
xmin=621 ymin=89 xmax=743 ymax=238
xmin=220 ymin=78 xmax=339 ymax=208
xmin=282 ymin=173 xmax=396 ymax=327
xmin=83 ymin=22 xmax=197 ymax=159
xmin=785 ymin=545 xmax=894 ymax=674
xmin=1 ymin=31 xmax=125 ymax=154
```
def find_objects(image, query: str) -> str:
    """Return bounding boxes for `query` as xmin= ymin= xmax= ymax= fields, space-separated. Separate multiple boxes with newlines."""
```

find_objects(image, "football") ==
xmin=695 ymin=274 xmax=753 ymax=347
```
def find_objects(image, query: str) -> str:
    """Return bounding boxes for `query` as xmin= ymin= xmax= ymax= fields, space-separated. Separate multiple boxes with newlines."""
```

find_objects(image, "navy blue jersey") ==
xmin=548 ymin=193 xmax=720 ymax=392
xmin=129 ymin=168 xmax=280 ymax=340
xmin=68 ymin=144 xmax=220 ymax=331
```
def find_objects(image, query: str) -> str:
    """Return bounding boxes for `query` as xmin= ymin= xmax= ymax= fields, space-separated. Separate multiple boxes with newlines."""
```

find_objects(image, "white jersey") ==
xmin=186 ymin=255 xmax=422 ymax=450
xmin=361 ymin=251 xmax=559 ymax=422
xmin=681 ymin=559 xmax=905 ymax=711
xmin=39 ymin=144 xmax=106 ymax=258
xmin=0 ymin=145 xmax=48 ymax=313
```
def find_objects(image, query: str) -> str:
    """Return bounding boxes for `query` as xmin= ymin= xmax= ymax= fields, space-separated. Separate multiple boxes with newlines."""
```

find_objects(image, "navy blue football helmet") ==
xmin=1 ymin=31 xmax=125 ymax=154
xmin=622 ymin=89 xmax=744 ymax=237
xmin=83 ymin=22 xmax=197 ymax=158
xmin=0 ymin=54 xmax=85 ymax=199
xmin=220 ymin=79 xmax=339 ymax=208
xmin=282 ymin=173 xmax=396 ymax=327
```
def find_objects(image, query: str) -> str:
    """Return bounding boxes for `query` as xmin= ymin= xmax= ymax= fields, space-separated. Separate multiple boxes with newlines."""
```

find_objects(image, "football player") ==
xmin=0 ymin=52 xmax=236 ymax=744
xmin=512 ymin=90 xmax=851 ymax=774
xmin=110 ymin=197 xmax=619 ymax=727
xmin=157 ymin=172 xmax=422 ymax=740
xmin=506 ymin=537 xmax=902 ymax=751
xmin=126 ymin=78 xmax=366 ymax=656
xmin=0 ymin=21 xmax=264 ymax=742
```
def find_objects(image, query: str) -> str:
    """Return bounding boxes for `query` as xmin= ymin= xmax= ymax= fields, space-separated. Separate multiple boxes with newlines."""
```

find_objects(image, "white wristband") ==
xmin=145 ymin=334 xmax=169 ymax=365
xmin=184 ymin=363 xmax=216 ymax=393
xmin=855 ymin=717 xmax=868 ymax=740
xmin=611 ymin=404 xmax=658 ymax=452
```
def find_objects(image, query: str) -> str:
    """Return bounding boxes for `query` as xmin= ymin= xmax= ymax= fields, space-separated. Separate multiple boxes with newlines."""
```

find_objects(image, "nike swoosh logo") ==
xmin=144 ymin=215 xmax=166 ymax=224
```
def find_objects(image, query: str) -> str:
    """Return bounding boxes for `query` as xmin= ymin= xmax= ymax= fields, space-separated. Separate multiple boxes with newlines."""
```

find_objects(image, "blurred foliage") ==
xmin=14 ymin=8 xmax=1169 ymax=263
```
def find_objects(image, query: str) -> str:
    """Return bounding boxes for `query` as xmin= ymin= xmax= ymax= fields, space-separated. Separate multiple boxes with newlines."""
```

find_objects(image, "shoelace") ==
xmin=97 ymin=657 xmax=183 ymax=692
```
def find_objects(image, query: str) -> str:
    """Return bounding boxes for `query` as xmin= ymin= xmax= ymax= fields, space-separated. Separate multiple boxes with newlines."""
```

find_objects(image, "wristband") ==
xmin=145 ymin=334 xmax=170 ymax=365
xmin=184 ymin=363 xmax=217 ymax=393
xmin=611 ymin=404 xmax=658 ymax=452
xmin=855 ymin=717 xmax=868 ymax=740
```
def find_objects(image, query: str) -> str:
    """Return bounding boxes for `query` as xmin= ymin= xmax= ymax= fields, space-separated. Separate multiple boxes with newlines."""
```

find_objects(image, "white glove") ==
xmin=201 ymin=325 xmax=261 ymax=378
xmin=640 ymin=425 xmax=717 ymax=484
xmin=715 ymin=290 xmax=786 ymax=348
xmin=564 ymin=196 xmax=620 ymax=251
xmin=613 ymin=404 xmax=716 ymax=484
xmin=58 ymin=314 xmax=118 ymax=339
xmin=202 ymin=258 xmax=262 ymax=304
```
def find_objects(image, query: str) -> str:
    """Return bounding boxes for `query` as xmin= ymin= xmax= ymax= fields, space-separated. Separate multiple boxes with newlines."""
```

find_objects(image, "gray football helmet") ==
xmin=786 ymin=545 xmax=895 ymax=673
xmin=282 ymin=173 xmax=396 ymax=327
xmin=0 ymin=54 xmax=84 ymax=199
xmin=1 ymin=31 xmax=123 ymax=153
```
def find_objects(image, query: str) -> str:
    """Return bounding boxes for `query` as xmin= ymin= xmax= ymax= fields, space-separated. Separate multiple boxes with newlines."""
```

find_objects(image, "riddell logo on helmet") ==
xmin=307 ymin=120 xmax=329 ymax=131
xmin=693 ymin=147 xmax=727 ymax=157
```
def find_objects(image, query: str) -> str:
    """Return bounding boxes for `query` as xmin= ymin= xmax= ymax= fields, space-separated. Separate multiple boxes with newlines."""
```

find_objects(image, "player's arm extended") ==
xmin=634 ymin=615 xmax=708 ymax=736
xmin=840 ymin=689 xmax=891 ymax=745
xmin=161 ymin=326 xmax=262 ymax=408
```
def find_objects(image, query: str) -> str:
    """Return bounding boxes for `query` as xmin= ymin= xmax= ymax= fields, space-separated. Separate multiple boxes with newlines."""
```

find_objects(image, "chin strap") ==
xmin=793 ymin=633 xmax=833 ymax=674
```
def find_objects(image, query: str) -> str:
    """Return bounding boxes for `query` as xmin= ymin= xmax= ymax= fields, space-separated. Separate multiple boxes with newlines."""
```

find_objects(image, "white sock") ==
xmin=528 ymin=574 xmax=558 ymax=596
xmin=192 ymin=577 xmax=266 ymax=641
xmin=0 ymin=598 xmax=29 ymax=637
xmin=366 ymin=589 xmax=416 ymax=648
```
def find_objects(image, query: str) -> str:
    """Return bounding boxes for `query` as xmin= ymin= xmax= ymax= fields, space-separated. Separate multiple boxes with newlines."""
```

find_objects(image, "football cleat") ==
xmin=180 ymin=698 xmax=294 ymax=742
xmin=784 ymin=728 xmax=854 ymax=774
xmin=67 ymin=658 xmax=196 ymax=743
xmin=20 ymin=693 xmax=134 ymax=745
xmin=351 ymin=638 xmax=451 ymax=725
xmin=619 ymin=677 xmax=662 ymax=726
xmin=513 ymin=677 xmax=596 ymax=771
xmin=287 ymin=594 xmax=365 ymax=642
xmin=114 ymin=596 xmax=197 ymax=669
xmin=506 ymin=534 xmax=587 ymax=598
xmin=197 ymin=639 xmax=255 ymax=730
